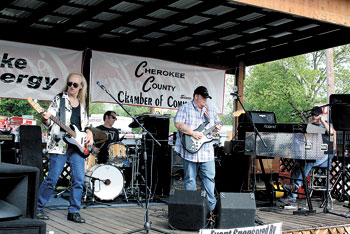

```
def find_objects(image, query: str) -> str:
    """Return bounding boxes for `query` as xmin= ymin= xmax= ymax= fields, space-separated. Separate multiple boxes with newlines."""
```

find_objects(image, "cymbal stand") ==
xmin=83 ymin=175 xmax=111 ymax=208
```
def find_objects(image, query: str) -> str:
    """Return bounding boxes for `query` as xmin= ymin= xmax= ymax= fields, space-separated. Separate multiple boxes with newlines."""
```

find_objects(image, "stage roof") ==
xmin=1 ymin=0 xmax=350 ymax=70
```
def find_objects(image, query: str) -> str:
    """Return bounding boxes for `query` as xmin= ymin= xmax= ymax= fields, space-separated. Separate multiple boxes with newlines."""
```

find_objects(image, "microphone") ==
xmin=103 ymin=179 xmax=111 ymax=186
xmin=96 ymin=81 xmax=107 ymax=91
xmin=230 ymin=93 xmax=240 ymax=97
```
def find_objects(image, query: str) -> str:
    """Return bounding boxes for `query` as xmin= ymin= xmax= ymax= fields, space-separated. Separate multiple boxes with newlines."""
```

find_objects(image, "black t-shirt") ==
xmin=96 ymin=125 xmax=120 ymax=163
xmin=70 ymin=104 xmax=81 ymax=131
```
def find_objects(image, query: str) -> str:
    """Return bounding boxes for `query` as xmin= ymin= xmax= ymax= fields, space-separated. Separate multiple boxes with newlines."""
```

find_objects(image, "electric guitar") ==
xmin=27 ymin=97 xmax=91 ymax=158
xmin=181 ymin=110 xmax=245 ymax=153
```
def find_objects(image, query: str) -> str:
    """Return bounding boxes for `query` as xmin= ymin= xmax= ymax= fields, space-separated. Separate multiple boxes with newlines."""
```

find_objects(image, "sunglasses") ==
xmin=110 ymin=115 xmax=117 ymax=119
xmin=67 ymin=82 xmax=80 ymax=88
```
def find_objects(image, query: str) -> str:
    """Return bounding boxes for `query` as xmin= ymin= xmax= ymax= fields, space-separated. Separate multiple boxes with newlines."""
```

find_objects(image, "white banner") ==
xmin=200 ymin=222 xmax=282 ymax=234
xmin=0 ymin=40 xmax=82 ymax=101
xmin=91 ymin=51 xmax=226 ymax=113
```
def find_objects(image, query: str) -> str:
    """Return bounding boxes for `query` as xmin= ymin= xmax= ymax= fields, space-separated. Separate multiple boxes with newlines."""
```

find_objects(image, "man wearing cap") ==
xmin=281 ymin=106 xmax=336 ymax=204
xmin=174 ymin=86 xmax=221 ymax=212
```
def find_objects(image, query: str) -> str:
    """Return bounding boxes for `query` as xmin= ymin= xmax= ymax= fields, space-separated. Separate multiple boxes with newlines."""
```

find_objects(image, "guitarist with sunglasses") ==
xmin=174 ymin=86 xmax=221 ymax=214
xmin=36 ymin=72 xmax=93 ymax=223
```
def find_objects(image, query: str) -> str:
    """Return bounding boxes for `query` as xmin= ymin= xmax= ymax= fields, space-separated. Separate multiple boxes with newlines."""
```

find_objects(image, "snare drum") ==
xmin=85 ymin=164 xmax=124 ymax=201
xmin=108 ymin=142 xmax=130 ymax=167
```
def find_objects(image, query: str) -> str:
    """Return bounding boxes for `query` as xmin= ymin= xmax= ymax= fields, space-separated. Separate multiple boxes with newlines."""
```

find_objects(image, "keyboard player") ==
xmin=280 ymin=106 xmax=336 ymax=204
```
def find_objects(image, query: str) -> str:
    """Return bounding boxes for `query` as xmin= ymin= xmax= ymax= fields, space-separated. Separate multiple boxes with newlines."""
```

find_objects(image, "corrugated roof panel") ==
xmin=169 ymin=0 xmax=202 ymax=10
xmin=66 ymin=28 xmax=87 ymax=34
xmin=270 ymin=31 xmax=292 ymax=38
xmin=236 ymin=12 xmax=264 ymax=21
xmin=0 ymin=8 xmax=31 ymax=18
xmin=181 ymin=15 xmax=210 ymax=25
xmin=220 ymin=34 xmax=242 ymax=41
xmin=147 ymin=9 xmax=177 ymax=19
xmin=69 ymin=0 xmax=104 ymax=6
xmin=161 ymin=24 xmax=187 ymax=32
xmin=267 ymin=18 xmax=293 ymax=27
xmin=0 ymin=18 xmax=17 ymax=24
xmin=143 ymin=32 xmax=166 ymax=38
xmin=76 ymin=21 xmax=103 ymax=29
xmin=203 ymin=5 xmax=235 ymax=16
xmin=159 ymin=43 xmax=175 ymax=47
xmin=39 ymin=15 xmax=69 ymax=24
xmin=11 ymin=0 xmax=47 ymax=10
xmin=295 ymin=24 xmax=319 ymax=31
xmin=93 ymin=12 xmax=121 ymax=21
xmin=193 ymin=29 xmax=214 ymax=36
xmin=200 ymin=41 xmax=220 ymax=47
xmin=99 ymin=34 xmax=120 ymax=39
xmin=54 ymin=5 xmax=86 ymax=16
xmin=131 ymin=38 xmax=149 ymax=43
xmin=214 ymin=22 xmax=237 ymax=29
xmin=243 ymin=27 xmax=267 ymax=34
xmin=248 ymin=38 xmax=268 ymax=44
xmin=128 ymin=18 xmax=156 ymax=27
xmin=110 ymin=2 xmax=143 ymax=13
xmin=185 ymin=46 xmax=200 ymax=51
xmin=111 ymin=26 xmax=137 ymax=34
xmin=30 ymin=23 xmax=54 ymax=30
xmin=174 ymin=36 xmax=192 ymax=42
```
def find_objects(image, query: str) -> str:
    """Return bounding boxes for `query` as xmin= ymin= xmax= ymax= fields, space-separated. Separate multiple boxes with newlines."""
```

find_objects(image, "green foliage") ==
xmin=243 ymin=46 xmax=350 ymax=123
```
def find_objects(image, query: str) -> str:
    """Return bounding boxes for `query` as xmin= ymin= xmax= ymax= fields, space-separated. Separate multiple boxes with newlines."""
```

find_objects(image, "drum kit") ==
xmin=84 ymin=127 xmax=143 ymax=204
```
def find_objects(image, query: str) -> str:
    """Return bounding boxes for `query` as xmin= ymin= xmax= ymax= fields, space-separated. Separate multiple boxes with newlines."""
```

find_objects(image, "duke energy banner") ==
xmin=91 ymin=50 xmax=226 ymax=113
xmin=0 ymin=40 xmax=82 ymax=101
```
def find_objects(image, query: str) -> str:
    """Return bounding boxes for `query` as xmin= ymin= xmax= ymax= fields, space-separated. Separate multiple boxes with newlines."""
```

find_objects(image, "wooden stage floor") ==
xmin=41 ymin=197 xmax=350 ymax=234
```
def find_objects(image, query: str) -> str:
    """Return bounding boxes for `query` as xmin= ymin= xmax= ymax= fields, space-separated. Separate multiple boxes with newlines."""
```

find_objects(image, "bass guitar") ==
xmin=181 ymin=110 xmax=245 ymax=153
xmin=27 ymin=97 xmax=91 ymax=158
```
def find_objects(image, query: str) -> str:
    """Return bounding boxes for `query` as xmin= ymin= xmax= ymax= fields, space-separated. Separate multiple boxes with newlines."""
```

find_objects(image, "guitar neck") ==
xmin=203 ymin=115 xmax=235 ymax=135
xmin=49 ymin=115 xmax=76 ymax=138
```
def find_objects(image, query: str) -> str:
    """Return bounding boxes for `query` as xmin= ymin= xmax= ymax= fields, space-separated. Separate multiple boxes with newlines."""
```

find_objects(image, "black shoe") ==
xmin=37 ymin=210 xmax=49 ymax=220
xmin=67 ymin=212 xmax=85 ymax=223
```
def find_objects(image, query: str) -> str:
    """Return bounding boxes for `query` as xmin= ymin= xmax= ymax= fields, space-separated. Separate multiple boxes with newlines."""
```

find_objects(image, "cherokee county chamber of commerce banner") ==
xmin=90 ymin=50 xmax=226 ymax=113
xmin=0 ymin=40 xmax=82 ymax=101
xmin=200 ymin=222 xmax=283 ymax=234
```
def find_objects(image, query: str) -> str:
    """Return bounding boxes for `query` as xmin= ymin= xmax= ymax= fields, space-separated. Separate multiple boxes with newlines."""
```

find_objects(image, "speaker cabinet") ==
xmin=168 ymin=190 xmax=209 ymax=231
xmin=217 ymin=192 xmax=256 ymax=229
xmin=330 ymin=94 xmax=350 ymax=130
xmin=19 ymin=125 xmax=43 ymax=183
xmin=0 ymin=218 xmax=46 ymax=234
xmin=0 ymin=163 xmax=39 ymax=220
xmin=239 ymin=111 xmax=276 ymax=124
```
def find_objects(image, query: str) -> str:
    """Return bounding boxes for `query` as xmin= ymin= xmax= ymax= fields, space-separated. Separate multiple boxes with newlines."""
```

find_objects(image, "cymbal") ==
xmin=90 ymin=127 xmax=107 ymax=144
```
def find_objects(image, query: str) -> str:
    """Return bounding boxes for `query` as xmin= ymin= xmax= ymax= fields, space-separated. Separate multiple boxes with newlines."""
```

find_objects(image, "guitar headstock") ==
xmin=233 ymin=109 xmax=245 ymax=117
xmin=27 ymin=97 xmax=45 ymax=114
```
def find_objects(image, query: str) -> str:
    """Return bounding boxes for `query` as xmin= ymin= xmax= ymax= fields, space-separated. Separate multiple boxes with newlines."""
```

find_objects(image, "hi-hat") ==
xmin=90 ymin=127 xmax=107 ymax=144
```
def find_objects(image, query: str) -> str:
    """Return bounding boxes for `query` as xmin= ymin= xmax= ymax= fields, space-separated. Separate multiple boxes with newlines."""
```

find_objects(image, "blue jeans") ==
xmin=290 ymin=150 xmax=336 ymax=199
xmin=37 ymin=148 xmax=85 ymax=213
xmin=183 ymin=159 xmax=216 ymax=211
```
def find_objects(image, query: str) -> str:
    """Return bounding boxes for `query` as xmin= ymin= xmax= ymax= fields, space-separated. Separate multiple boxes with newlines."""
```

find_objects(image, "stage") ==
xmin=41 ymin=193 xmax=350 ymax=234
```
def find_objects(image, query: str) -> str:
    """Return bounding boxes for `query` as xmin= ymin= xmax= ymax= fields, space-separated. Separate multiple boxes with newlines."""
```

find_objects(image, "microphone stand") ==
xmin=96 ymin=81 xmax=168 ymax=234
xmin=83 ymin=175 xmax=111 ymax=208
xmin=231 ymin=93 xmax=267 ymax=194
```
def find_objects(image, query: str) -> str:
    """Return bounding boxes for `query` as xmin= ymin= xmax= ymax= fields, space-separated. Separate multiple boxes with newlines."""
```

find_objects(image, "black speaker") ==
xmin=239 ymin=111 xmax=276 ymax=124
xmin=0 ymin=133 xmax=17 ymax=164
xmin=0 ymin=218 xmax=46 ymax=234
xmin=19 ymin=125 xmax=43 ymax=183
xmin=217 ymin=192 xmax=256 ymax=229
xmin=0 ymin=163 xmax=39 ymax=220
xmin=139 ymin=114 xmax=170 ymax=196
xmin=168 ymin=190 xmax=209 ymax=231
xmin=330 ymin=94 xmax=350 ymax=130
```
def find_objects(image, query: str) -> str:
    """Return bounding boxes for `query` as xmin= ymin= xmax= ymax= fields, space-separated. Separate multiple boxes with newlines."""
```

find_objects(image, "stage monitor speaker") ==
xmin=19 ymin=125 xmax=43 ymax=183
xmin=239 ymin=111 xmax=276 ymax=124
xmin=168 ymin=189 xmax=209 ymax=231
xmin=330 ymin=94 xmax=350 ymax=131
xmin=217 ymin=192 xmax=256 ymax=229
xmin=0 ymin=218 xmax=46 ymax=234
xmin=0 ymin=163 xmax=39 ymax=220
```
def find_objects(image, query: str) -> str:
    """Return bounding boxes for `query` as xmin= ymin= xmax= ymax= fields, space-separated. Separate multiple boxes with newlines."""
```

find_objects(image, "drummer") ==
xmin=92 ymin=111 xmax=120 ymax=164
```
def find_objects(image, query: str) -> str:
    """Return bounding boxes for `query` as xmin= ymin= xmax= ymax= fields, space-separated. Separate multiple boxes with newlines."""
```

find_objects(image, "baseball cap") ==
xmin=311 ymin=106 xmax=323 ymax=116
xmin=193 ymin=86 xmax=212 ymax=99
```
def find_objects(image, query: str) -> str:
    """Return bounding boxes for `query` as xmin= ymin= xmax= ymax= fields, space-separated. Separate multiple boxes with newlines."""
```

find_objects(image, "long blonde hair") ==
xmin=61 ymin=72 xmax=88 ymax=106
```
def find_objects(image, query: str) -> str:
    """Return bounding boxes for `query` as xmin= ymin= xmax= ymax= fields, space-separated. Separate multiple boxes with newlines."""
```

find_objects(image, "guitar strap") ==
xmin=203 ymin=106 xmax=210 ymax=124
xmin=59 ymin=93 xmax=66 ymax=134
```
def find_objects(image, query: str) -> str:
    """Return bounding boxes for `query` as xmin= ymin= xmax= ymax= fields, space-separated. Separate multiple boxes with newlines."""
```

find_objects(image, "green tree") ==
xmin=243 ymin=45 xmax=350 ymax=123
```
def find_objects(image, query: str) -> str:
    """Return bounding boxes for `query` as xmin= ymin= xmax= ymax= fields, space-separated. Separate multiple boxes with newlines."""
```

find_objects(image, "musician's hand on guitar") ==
xmin=85 ymin=129 xmax=94 ymax=146
xmin=192 ymin=131 xmax=203 ymax=140
xmin=92 ymin=145 xmax=100 ymax=154
xmin=41 ymin=112 xmax=51 ymax=125
xmin=215 ymin=124 xmax=222 ymax=132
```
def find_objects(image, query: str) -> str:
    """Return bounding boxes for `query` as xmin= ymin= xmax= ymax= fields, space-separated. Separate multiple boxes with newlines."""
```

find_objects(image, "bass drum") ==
xmin=85 ymin=164 xmax=124 ymax=201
